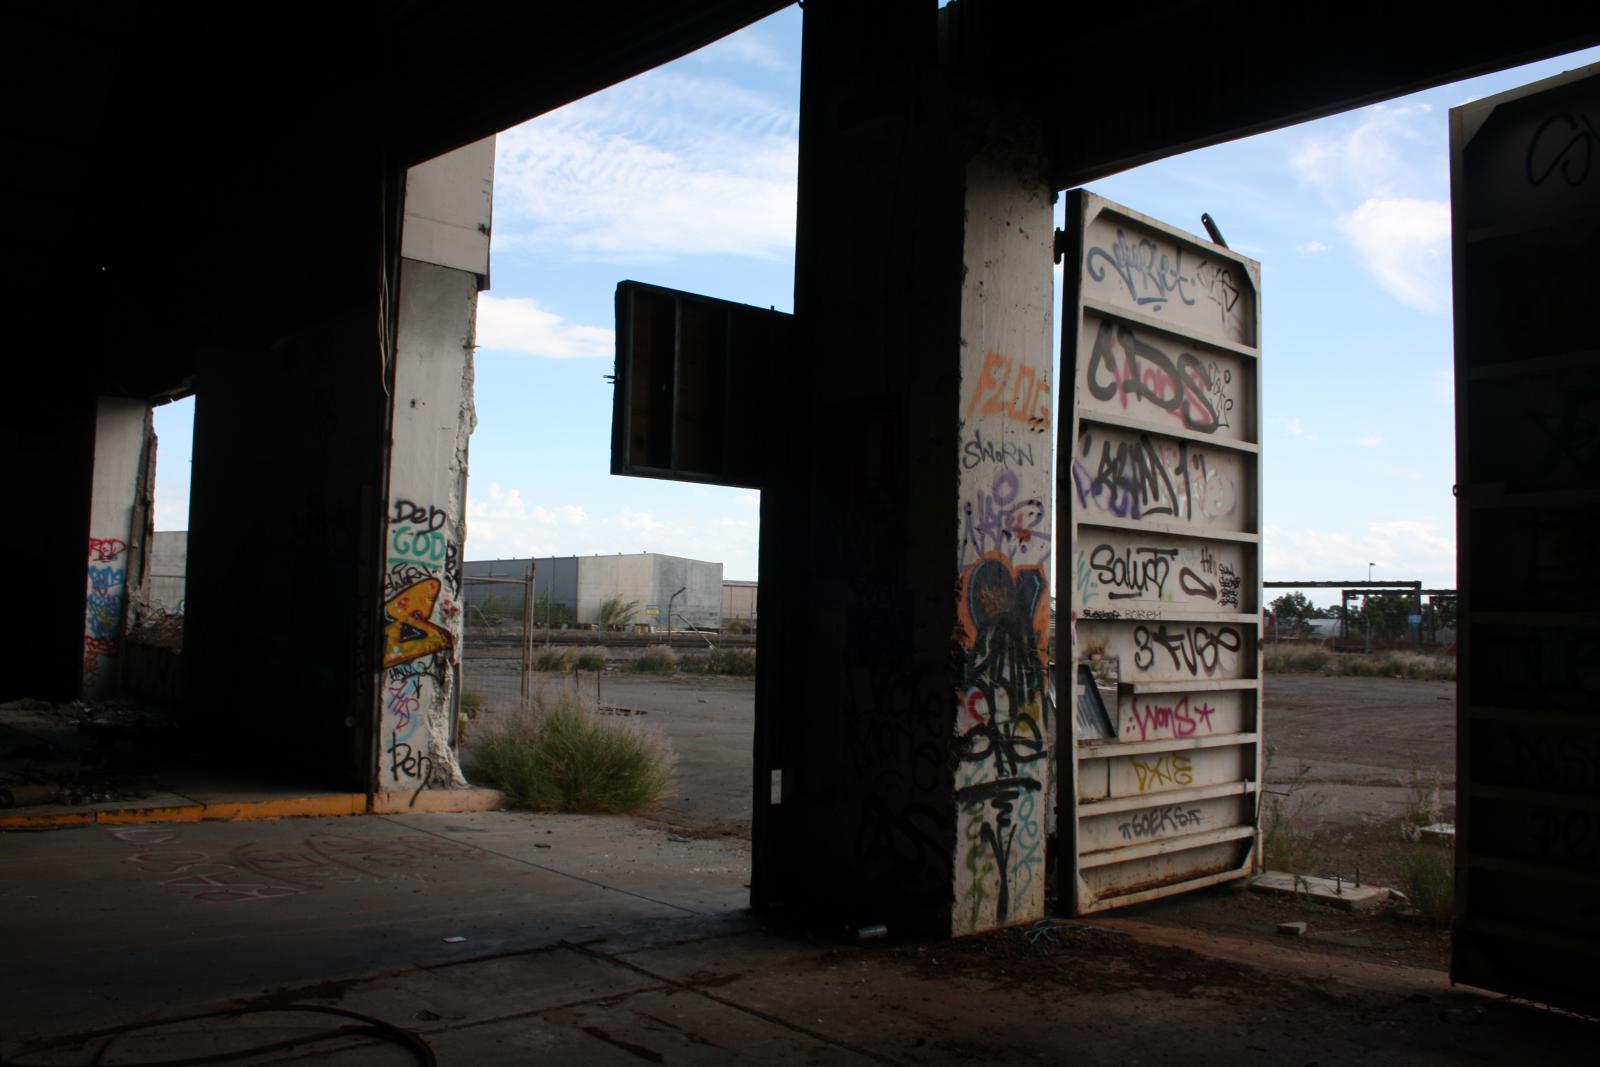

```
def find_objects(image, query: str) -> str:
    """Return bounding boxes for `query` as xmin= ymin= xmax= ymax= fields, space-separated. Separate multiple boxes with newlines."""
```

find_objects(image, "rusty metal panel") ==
xmin=1450 ymin=63 xmax=1600 ymax=1015
xmin=1058 ymin=191 xmax=1263 ymax=914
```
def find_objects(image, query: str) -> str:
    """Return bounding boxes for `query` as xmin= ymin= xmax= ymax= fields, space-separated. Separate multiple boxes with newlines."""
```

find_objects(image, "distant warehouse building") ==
xmin=722 ymin=579 xmax=757 ymax=624
xmin=462 ymin=552 xmax=723 ymax=631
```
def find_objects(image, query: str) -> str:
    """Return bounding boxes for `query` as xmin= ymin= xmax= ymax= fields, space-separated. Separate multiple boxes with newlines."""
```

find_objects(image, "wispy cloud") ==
xmin=1281 ymin=416 xmax=1319 ymax=443
xmin=1264 ymin=519 xmax=1456 ymax=593
xmin=493 ymin=69 xmax=798 ymax=262
xmin=1289 ymin=103 xmax=1451 ymax=313
xmin=1350 ymin=433 xmax=1384 ymax=448
xmin=690 ymin=24 xmax=792 ymax=71
xmin=475 ymin=294 xmax=613 ymax=358
xmin=1295 ymin=240 xmax=1329 ymax=255
xmin=1341 ymin=197 xmax=1451 ymax=313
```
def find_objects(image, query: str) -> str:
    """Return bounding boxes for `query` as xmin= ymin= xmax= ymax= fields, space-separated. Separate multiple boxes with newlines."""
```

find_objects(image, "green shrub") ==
xmin=629 ymin=646 xmax=677 ymax=674
xmin=1403 ymin=754 xmax=1442 ymax=832
xmin=460 ymin=688 xmax=486 ymax=717
xmin=534 ymin=647 xmax=574 ymax=672
xmin=574 ymin=648 xmax=607 ymax=672
xmin=1263 ymin=752 xmax=1322 ymax=877
xmin=678 ymin=648 xmax=757 ymax=675
xmin=1396 ymin=842 xmax=1454 ymax=926
xmin=465 ymin=693 xmax=673 ymax=813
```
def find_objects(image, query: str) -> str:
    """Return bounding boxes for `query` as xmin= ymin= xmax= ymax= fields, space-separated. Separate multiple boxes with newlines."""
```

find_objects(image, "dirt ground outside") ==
xmin=458 ymin=658 xmax=1462 ymax=970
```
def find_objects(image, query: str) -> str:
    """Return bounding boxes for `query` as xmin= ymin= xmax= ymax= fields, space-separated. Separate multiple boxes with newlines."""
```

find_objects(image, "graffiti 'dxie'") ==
xmin=382 ymin=577 xmax=452 ymax=668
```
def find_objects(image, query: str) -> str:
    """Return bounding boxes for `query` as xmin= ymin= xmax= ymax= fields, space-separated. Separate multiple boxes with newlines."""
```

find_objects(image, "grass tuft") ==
xmin=1264 ymin=645 xmax=1455 ymax=681
xmin=465 ymin=693 xmax=673 ymax=813
xmin=1396 ymin=843 xmax=1455 ymax=926
xmin=629 ymin=646 xmax=677 ymax=675
xmin=1262 ymin=747 xmax=1323 ymax=878
xmin=678 ymin=648 xmax=756 ymax=676
xmin=534 ymin=647 xmax=575 ymax=672
xmin=574 ymin=648 xmax=607 ymax=672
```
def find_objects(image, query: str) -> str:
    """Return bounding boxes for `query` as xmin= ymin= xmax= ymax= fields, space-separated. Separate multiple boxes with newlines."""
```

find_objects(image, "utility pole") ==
xmin=667 ymin=585 xmax=687 ymax=649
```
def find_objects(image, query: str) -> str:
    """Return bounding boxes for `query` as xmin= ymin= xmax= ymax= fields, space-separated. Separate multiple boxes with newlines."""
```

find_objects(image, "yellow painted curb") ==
xmin=371 ymin=787 xmax=507 ymax=814
xmin=0 ymin=794 xmax=368 ymax=829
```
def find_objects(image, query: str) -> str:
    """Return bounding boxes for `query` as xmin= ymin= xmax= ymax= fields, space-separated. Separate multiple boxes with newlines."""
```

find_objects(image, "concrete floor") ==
xmin=4 ymin=809 xmax=1595 ymax=1065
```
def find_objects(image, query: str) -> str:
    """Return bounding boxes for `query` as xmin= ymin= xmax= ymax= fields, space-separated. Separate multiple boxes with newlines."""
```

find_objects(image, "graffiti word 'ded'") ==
xmin=382 ymin=578 xmax=452 ymax=668
xmin=965 ymin=352 xmax=1050 ymax=431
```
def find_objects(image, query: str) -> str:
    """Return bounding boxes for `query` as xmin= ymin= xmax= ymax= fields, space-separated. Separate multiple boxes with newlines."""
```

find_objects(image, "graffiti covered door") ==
xmin=1449 ymin=64 xmax=1600 ymax=1014
xmin=1057 ymin=192 xmax=1264 ymax=914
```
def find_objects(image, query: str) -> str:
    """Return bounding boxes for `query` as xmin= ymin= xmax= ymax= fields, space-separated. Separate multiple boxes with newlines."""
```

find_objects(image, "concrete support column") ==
xmin=372 ymin=136 xmax=492 ymax=808
xmin=375 ymin=258 xmax=477 ymax=806
xmin=758 ymin=1 xmax=1053 ymax=937
xmin=951 ymin=154 xmax=1056 ymax=935
xmin=82 ymin=398 xmax=154 ymax=699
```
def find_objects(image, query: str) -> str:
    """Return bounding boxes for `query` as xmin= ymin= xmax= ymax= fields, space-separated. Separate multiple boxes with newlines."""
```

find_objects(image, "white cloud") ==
xmin=464 ymin=482 xmax=759 ymax=577
xmin=1281 ymin=416 xmax=1319 ymax=443
xmin=1350 ymin=434 xmax=1384 ymax=448
xmin=1264 ymin=519 xmax=1456 ymax=596
xmin=1291 ymin=103 xmax=1438 ymax=197
xmin=1289 ymin=104 xmax=1453 ymax=313
xmin=475 ymin=294 xmax=613 ymax=358
xmin=1295 ymin=240 xmax=1329 ymax=255
xmin=493 ymin=70 xmax=798 ymax=262
xmin=691 ymin=24 xmax=791 ymax=71
xmin=1341 ymin=197 xmax=1451 ymax=313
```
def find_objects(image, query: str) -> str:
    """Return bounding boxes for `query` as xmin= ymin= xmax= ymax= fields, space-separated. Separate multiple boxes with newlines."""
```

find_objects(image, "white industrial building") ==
xmin=464 ymin=552 xmax=724 ymax=631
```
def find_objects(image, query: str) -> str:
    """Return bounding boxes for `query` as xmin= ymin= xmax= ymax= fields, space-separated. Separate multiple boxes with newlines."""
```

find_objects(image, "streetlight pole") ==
xmin=667 ymin=585 xmax=687 ymax=649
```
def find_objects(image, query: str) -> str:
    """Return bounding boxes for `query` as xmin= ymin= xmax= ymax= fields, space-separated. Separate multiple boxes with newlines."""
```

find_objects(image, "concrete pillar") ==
xmin=82 ymin=398 xmax=154 ymax=699
xmin=375 ymin=258 xmax=477 ymax=806
xmin=757 ymin=1 xmax=1053 ymax=937
xmin=951 ymin=155 xmax=1056 ymax=935
xmin=373 ymin=136 xmax=492 ymax=808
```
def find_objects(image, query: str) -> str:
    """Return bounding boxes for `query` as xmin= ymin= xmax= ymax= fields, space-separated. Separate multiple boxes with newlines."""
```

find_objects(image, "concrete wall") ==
xmin=950 ymin=153 xmax=1056 ymax=934
xmin=651 ymin=555 xmax=723 ymax=630
xmin=83 ymin=398 xmax=153 ymax=699
xmin=576 ymin=553 xmax=655 ymax=626
xmin=146 ymin=531 xmax=187 ymax=614
xmin=722 ymin=581 xmax=758 ymax=621
xmin=462 ymin=556 xmax=578 ymax=620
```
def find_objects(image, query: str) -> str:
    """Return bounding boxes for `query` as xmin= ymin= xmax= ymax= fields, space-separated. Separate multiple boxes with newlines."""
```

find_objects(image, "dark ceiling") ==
xmin=4 ymin=1 xmax=1596 ymax=401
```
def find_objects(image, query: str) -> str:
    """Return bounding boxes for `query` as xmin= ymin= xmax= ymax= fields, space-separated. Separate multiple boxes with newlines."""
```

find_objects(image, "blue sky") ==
xmin=153 ymin=10 xmax=1599 ymax=601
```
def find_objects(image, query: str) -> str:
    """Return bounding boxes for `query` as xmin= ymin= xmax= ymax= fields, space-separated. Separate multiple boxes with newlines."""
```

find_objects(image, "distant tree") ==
xmin=1269 ymin=592 xmax=1316 ymax=635
xmin=1432 ymin=597 xmax=1458 ymax=630
xmin=1363 ymin=593 xmax=1420 ymax=640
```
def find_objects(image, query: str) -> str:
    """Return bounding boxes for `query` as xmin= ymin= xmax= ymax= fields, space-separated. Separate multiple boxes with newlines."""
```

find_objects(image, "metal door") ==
xmin=1450 ymin=63 xmax=1600 ymax=1013
xmin=1057 ymin=192 xmax=1264 ymax=913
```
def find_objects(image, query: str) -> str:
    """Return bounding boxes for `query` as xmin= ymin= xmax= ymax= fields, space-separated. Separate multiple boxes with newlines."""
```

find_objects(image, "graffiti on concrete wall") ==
xmin=961 ymin=465 xmax=1050 ymax=566
xmin=954 ymin=550 xmax=1052 ymax=929
xmin=380 ymin=497 xmax=462 ymax=804
xmin=964 ymin=351 xmax=1051 ymax=432
xmin=83 ymin=537 xmax=129 ymax=687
